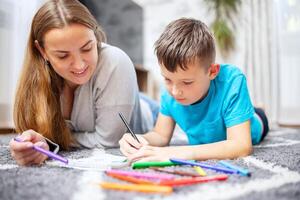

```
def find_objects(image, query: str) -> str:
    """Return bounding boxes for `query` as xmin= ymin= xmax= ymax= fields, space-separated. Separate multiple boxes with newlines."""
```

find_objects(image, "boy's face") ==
xmin=160 ymin=61 xmax=219 ymax=105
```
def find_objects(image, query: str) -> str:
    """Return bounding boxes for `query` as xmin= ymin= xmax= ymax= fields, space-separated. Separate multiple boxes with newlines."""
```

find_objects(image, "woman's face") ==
xmin=42 ymin=23 xmax=98 ymax=88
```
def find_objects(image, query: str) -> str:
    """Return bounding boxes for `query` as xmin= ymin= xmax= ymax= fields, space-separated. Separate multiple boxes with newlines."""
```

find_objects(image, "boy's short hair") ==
xmin=154 ymin=18 xmax=215 ymax=72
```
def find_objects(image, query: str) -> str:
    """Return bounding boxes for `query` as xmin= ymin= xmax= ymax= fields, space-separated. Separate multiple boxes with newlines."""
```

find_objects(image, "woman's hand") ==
xmin=9 ymin=129 xmax=49 ymax=166
xmin=119 ymin=133 xmax=149 ymax=157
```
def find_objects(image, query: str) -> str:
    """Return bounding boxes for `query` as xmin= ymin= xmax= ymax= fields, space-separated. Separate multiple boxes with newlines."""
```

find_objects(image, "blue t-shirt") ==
xmin=160 ymin=64 xmax=262 ymax=145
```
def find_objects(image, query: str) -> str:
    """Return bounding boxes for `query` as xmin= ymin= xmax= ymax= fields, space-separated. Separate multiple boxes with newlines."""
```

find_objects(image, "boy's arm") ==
xmin=129 ymin=120 xmax=252 ymax=161
xmin=189 ymin=120 xmax=253 ymax=160
xmin=142 ymin=113 xmax=176 ymax=147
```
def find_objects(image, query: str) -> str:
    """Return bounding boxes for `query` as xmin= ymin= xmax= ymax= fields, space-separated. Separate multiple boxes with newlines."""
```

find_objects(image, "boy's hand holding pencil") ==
xmin=118 ymin=112 xmax=149 ymax=158
xmin=119 ymin=133 xmax=149 ymax=157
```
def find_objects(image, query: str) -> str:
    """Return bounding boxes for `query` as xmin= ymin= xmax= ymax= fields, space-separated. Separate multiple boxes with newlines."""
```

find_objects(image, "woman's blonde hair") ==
xmin=14 ymin=0 xmax=106 ymax=150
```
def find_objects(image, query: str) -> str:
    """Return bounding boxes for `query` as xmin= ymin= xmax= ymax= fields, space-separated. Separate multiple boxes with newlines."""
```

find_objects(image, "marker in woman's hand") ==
xmin=14 ymin=137 xmax=68 ymax=164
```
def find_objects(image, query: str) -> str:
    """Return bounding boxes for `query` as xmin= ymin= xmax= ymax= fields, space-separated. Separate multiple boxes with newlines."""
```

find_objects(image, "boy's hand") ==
xmin=9 ymin=129 xmax=49 ymax=166
xmin=119 ymin=133 xmax=149 ymax=157
xmin=128 ymin=146 xmax=182 ymax=162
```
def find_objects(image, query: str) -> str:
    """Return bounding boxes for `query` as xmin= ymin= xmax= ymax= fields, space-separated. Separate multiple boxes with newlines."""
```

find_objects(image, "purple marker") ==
xmin=170 ymin=158 xmax=238 ymax=174
xmin=14 ymin=137 xmax=68 ymax=164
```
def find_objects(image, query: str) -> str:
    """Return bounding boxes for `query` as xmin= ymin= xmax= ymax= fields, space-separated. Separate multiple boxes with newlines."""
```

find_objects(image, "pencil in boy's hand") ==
xmin=118 ymin=112 xmax=140 ymax=143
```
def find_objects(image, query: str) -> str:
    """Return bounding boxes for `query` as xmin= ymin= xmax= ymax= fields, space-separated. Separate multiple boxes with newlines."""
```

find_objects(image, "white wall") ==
xmin=1 ymin=0 xmax=299 ymax=127
xmin=133 ymin=0 xmax=214 ymax=83
xmin=0 ymin=0 xmax=45 ymax=128
xmin=276 ymin=0 xmax=300 ymax=125
xmin=134 ymin=0 xmax=300 ymax=125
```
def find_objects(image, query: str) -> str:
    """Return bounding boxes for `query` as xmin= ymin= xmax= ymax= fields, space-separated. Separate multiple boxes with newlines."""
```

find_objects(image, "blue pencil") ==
xmin=170 ymin=158 xmax=238 ymax=174
xmin=218 ymin=160 xmax=251 ymax=177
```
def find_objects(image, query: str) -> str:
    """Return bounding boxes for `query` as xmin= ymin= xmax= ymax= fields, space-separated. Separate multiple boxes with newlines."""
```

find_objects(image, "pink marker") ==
xmin=106 ymin=169 xmax=175 ymax=180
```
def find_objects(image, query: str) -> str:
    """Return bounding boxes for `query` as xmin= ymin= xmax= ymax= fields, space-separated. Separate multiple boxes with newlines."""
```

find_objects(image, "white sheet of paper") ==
xmin=46 ymin=149 xmax=128 ymax=171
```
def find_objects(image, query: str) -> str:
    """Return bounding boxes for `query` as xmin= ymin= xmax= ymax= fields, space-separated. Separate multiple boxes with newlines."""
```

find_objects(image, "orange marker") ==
xmin=106 ymin=172 xmax=157 ymax=185
xmin=100 ymin=182 xmax=173 ymax=194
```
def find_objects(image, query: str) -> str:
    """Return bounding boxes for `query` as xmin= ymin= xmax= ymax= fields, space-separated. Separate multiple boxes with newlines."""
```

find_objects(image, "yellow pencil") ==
xmin=194 ymin=166 xmax=206 ymax=176
xmin=100 ymin=182 xmax=173 ymax=194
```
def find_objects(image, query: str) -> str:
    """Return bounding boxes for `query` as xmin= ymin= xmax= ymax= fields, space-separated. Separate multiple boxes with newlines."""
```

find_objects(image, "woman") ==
xmin=9 ymin=0 xmax=156 ymax=165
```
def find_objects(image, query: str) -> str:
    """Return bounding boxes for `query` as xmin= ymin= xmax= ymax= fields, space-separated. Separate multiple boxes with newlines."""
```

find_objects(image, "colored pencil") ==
xmin=159 ymin=174 xmax=228 ymax=187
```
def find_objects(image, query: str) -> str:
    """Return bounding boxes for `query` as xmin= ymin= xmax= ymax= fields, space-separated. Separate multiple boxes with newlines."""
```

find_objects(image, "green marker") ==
xmin=132 ymin=161 xmax=178 ymax=169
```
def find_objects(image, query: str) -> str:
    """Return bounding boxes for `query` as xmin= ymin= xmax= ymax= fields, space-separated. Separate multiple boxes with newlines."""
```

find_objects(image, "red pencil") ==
xmin=159 ymin=174 xmax=228 ymax=187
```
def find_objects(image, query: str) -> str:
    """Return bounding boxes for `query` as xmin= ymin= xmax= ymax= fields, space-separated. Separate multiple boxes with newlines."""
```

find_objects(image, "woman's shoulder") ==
xmin=100 ymin=43 xmax=132 ymax=66
xmin=93 ymin=43 xmax=134 ymax=75
xmin=90 ymin=43 xmax=136 ymax=87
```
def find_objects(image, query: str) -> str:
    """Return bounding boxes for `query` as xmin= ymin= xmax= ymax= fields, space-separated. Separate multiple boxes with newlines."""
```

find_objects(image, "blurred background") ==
xmin=0 ymin=0 xmax=299 ymax=131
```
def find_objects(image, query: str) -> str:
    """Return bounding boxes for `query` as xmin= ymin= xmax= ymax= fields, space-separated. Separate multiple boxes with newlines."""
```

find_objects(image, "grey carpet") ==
xmin=0 ymin=128 xmax=300 ymax=200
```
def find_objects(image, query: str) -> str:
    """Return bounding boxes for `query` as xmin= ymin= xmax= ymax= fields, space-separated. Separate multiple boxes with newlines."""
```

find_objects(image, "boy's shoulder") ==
xmin=160 ymin=88 xmax=172 ymax=101
xmin=217 ymin=64 xmax=245 ymax=82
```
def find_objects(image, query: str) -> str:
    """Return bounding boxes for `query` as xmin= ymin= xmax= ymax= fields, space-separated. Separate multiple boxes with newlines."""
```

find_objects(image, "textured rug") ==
xmin=0 ymin=128 xmax=300 ymax=200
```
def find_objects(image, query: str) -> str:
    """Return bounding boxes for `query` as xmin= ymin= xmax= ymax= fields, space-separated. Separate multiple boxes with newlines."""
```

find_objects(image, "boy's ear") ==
xmin=208 ymin=63 xmax=220 ymax=80
xmin=34 ymin=40 xmax=48 ymax=60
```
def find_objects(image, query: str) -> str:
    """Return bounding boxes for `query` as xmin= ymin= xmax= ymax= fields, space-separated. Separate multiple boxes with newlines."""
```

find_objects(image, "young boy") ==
xmin=119 ymin=18 xmax=269 ymax=162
